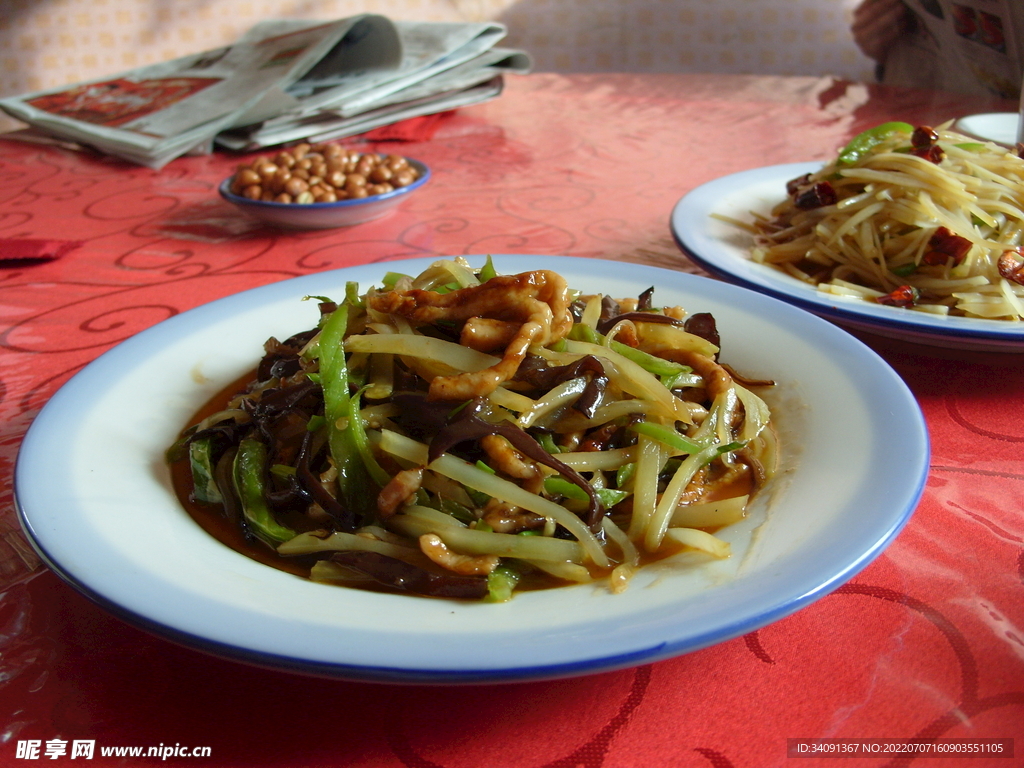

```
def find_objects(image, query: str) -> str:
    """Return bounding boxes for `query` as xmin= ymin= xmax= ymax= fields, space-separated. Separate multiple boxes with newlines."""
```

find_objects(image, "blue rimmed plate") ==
xmin=14 ymin=255 xmax=928 ymax=683
xmin=671 ymin=162 xmax=1024 ymax=352
xmin=953 ymin=112 xmax=1019 ymax=147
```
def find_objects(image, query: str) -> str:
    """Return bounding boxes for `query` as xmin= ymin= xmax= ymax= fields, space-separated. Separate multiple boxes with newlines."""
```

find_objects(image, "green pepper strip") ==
xmin=381 ymin=272 xmax=411 ymax=289
xmin=629 ymin=420 xmax=704 ymax=455
xmin=890 ymin=263 xmax=917 ymax=277
xmin=486 ymin=563 xmax=520 ymax=602
xmin=616 ymin=461 xmax=636 ymax=489
xmin=344 ymin=281 xmax=364 ymax=309
xmin=319 ymin=304 xmax=377 ymax=520
xmin=536 ymin=432 xmax=562 ymax=454
xmin=608 ymin=339 xmax=692 ymax=378
xmin=543 ymin=476 xmax=629 ymax=508
xmin=837 ymin=121 xmax=914 ymax=166
xmin=661 ymin=370 xmax=699 ymax=390
xmin=347 ymin=386 xmax=390 ymax=487
xmin=569 ymin=323 xmax=600 ymax=344
xmin=478 ymin=255 xmax=498 ymax=283
xmin=568 ymin=323 xmax=694 ymax=380
xmin=232 ymin=438 xmax=296 ymax=545
xmin=440 ymin=498 xmax=475 ymax=523
xmin=467 ymin=489 xmax=491 ymax=507
xmin=596 ymin=488 xmax=630 ymax=508
xmin=188 ymin=437 xmax=222 ymax=504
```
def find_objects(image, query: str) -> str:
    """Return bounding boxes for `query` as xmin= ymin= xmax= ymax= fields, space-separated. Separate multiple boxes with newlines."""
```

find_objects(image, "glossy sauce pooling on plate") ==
xmin=167 ymin=258 xmax=778 ymax=602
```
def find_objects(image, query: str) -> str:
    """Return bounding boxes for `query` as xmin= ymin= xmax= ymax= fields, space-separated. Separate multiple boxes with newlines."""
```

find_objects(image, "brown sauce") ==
xmin=171 ymin=453 xmax=313 ymax=578
xmin=169 ymin=372 xmax=761 ymax=594
xmin=171 ymin=371 xmax=315 ymax=578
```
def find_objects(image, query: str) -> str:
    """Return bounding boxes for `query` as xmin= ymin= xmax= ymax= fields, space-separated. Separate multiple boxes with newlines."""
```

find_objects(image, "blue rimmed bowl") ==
xmin=219 ymin=158 xmax=429 ymax=229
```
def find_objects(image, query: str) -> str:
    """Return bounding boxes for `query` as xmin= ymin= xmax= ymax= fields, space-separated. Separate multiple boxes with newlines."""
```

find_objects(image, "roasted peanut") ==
xmin=228 ymin=143 xmax=421 ymax=205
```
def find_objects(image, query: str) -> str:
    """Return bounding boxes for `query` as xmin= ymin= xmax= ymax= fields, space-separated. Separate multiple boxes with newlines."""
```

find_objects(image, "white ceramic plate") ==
xmin=671 ymin=163 xmax=1024 ymax=352
xmin=953 ymin=112 xmax=1020 ymax=147
xmin=219 ymin=159 xmax=429 ymax=230
xmin=15 ymin=255 xmax=928 ymax=683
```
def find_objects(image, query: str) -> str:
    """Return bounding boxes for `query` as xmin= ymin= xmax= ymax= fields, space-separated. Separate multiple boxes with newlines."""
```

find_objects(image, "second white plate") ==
xmin=953 ymin=112 xmax=1020 ymax=147
xmin=670 ymin=163 xmax=1024 ymax=352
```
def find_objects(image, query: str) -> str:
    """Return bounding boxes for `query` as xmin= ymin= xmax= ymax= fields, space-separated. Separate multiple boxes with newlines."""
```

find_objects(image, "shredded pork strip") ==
xmin=369 ymin=270 xmax=573 ymax=400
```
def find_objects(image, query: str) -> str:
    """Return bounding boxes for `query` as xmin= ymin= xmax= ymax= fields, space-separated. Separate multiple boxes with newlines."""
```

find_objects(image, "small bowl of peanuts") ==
xmin=219 ymin=142 xmax=429 ymax=229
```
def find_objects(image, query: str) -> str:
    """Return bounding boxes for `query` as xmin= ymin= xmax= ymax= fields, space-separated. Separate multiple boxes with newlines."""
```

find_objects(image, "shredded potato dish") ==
xmin=168 ymin=258 xmax=777 ymax=601
xmin=735 ymin=121 xmax=1024 ymax=319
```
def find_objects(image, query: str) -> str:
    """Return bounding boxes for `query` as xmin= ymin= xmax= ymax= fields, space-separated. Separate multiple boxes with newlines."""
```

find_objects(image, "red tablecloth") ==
xmin=0 ymin=73 xmax=1022 ymax=767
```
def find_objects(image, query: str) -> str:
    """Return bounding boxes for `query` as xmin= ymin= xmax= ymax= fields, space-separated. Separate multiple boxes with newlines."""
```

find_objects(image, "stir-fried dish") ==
xmin=168 ymin=259 xmax=778 ymax=601
xmin=731 ymin=121 xmax=1024 ymax=319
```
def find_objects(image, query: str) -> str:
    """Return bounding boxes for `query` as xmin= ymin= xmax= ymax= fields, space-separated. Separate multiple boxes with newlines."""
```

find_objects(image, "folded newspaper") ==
xmin=0 ymin=16 xmax=531 ymax=168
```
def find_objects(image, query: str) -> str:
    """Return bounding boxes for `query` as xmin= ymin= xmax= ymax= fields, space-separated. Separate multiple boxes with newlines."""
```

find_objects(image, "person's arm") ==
xmin=852 ymin=0 xmax=912 ymax=61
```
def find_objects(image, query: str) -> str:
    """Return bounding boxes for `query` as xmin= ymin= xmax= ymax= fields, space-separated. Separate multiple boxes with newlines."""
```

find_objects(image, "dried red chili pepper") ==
xmin=786 ymin=172 xmax=813 ymax=196
xmin=794 ymin=181 xmax=837 ymax=209
xmin=911 ymin=125 xmax=939 ymax=148
xmin=927 ymin=226 xmax=972 ymax=265
xmin=997 ymin=248 xmax=1024 ymax=286
xmin=920 ymin=250 xmax=950 ymax=266
xmin=876 ymin=285 xmax=920 ymax=307
xmin=912 ymin=144 xmax=945 ymax=164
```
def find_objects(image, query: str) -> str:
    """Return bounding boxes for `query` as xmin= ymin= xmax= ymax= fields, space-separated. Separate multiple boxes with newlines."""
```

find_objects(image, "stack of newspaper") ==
xmin=0 ymin=15 xmax=531 ymax=169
